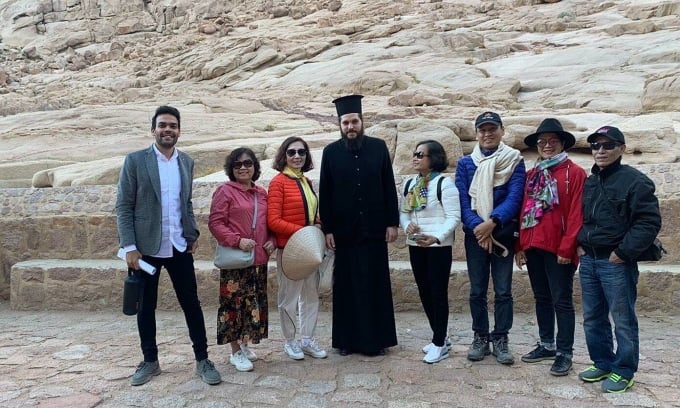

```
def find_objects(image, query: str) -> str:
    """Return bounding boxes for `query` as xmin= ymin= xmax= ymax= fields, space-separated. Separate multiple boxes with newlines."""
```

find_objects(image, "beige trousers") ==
xmin=276 ymin=250 xmax=321 ymax=340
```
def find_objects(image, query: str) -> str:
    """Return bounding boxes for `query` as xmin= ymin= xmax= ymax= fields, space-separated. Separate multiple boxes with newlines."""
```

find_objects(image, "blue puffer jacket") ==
xmin=454 ymin=152 xmax=526 ymax=234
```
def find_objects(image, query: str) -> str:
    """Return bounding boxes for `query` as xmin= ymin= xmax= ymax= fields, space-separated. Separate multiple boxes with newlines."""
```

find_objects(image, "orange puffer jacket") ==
xmin=267 ymin=172 xmax=317 ymax=248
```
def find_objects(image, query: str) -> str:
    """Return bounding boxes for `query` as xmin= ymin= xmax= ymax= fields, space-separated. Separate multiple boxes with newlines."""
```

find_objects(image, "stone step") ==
xmin=10 ymin=259 xmax=680 ymax=314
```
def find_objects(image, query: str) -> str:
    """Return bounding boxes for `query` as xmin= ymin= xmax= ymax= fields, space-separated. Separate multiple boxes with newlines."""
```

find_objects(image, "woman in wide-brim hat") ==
xmin=267 ymin=136 xmax=328 ymax=361
xmin=515 ymin=118 xmax=586 ymax=376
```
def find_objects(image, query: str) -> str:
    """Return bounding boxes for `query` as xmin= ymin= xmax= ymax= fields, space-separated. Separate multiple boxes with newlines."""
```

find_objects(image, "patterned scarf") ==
xmin=521 ymin=152 xmax=567 ymax=229
xmin=401 ymin=172 xmax=440 ymax=213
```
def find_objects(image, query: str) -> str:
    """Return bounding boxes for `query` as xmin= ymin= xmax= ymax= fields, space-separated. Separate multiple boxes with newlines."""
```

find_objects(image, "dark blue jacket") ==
xmin=455 ymin=150 xmax=526 ymax=234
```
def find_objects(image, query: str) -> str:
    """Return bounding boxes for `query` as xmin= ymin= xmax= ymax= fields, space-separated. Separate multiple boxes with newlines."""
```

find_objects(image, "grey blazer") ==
xmin=116 ymin=144 xmax=200 ymax=256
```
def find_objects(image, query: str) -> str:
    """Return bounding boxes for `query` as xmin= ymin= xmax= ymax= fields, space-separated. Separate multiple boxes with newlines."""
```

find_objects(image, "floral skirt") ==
xmin=216 ymin=264 xmax=268 ymax=345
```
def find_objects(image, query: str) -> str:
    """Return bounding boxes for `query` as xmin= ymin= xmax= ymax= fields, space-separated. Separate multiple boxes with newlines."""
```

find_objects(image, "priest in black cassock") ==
xmin=319 ymin=94 xmax=399 ymax=356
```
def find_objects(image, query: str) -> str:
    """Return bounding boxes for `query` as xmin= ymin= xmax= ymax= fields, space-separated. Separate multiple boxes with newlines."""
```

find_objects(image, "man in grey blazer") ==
xmin=116 ymin=105 xmax=221 ymax=386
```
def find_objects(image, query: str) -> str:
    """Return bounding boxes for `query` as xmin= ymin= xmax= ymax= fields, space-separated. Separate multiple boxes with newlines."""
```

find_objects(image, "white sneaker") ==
xmin=301 ymin=338 xmax=328 ymax=359
xmin=422 ymin=337 xmax=452 ymax=354
xmin=284 ymin=340 xmax=304 ymax=360
xmin=230 ymin=350 xmax=254 ymax=372
xmin=423 ymin=345 xmax=449 ymax=364
xmin=240 ymin=343 xmax=257 ymax=361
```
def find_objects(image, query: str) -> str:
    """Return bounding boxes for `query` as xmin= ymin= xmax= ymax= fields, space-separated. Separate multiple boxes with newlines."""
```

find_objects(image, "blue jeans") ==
xmin=579 ymin=255 xmax=639 ymax=380
xmin=464 ymin=233 xmax=514 ymax=338
xmin=525 ymin=248 xmax=576 ymax=357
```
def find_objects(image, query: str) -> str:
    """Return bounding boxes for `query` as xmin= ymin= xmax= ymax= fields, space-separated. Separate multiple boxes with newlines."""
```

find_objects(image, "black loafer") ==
xmin=338 ymin=349 xmax=351 ymax=356
xmin=550 ymin=355 xmax=573 ymax=376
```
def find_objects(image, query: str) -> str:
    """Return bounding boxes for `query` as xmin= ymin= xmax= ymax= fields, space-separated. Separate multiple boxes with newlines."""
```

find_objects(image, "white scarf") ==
xmin=469 ymin=141 xmax=522 ymax=220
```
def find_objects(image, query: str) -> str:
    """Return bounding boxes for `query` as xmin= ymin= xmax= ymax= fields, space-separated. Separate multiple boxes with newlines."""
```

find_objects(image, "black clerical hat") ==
xmin=332 ymin=94 xmax=363 ymax=117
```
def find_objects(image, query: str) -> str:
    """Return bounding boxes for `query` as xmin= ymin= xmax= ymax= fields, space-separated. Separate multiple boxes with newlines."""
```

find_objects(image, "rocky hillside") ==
xmin=0 ymin=0 xmax=679 ymax=188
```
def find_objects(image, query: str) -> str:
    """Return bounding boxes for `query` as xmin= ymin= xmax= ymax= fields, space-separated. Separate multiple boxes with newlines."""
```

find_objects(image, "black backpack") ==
xmin=403 ymin=176 xmax=445 ymax=204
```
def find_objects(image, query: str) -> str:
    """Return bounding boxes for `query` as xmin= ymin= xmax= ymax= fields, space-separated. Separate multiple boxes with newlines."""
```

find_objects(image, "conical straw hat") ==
xmin=281 ymin=226 xmax=326 ymax=280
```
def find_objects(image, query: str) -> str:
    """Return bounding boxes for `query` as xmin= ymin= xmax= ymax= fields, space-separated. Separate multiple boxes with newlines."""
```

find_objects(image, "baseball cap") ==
xmin=475 ymin=111 xmax=503 ymax=128
xmin=586 ymin=126 xmax=625 ymax=144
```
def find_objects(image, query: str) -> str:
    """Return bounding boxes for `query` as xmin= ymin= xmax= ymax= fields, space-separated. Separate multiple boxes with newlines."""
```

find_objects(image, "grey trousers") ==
xmin=276 ymin=250 xmax=321 ymax=340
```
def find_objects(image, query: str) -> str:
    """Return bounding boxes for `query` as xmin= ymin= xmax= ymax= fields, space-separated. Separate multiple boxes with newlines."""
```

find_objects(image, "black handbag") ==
xmin=636 ymin=238 xmax=666 ymax=262
xmin=492 ymin=219 xmax=519 ymax=247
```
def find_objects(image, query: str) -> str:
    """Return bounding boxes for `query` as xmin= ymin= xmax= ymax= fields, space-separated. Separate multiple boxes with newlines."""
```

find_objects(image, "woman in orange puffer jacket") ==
xmin=267 ymin=136 xmax=327 ymax=360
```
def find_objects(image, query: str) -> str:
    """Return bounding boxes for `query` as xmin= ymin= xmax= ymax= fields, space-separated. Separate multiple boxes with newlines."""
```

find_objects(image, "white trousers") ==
xmin=276 ymin=250 xmax=321 ymax=340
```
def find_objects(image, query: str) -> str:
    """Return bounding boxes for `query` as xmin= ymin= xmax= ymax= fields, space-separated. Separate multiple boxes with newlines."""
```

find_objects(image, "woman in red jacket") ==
xmin=515 ymin=119 xmax=586 ymax=376
xmin=267 ymin=136 xmax=327 ymax=360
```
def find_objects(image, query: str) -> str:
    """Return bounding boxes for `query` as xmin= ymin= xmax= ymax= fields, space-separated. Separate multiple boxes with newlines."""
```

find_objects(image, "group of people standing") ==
xmin=116 ymin=98 xmax=661 ymax=395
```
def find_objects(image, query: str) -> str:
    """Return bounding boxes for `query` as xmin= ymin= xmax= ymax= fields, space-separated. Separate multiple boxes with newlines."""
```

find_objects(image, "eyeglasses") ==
xmin=590 ymin=142 xmax=620 ymax=151
xmin=232 ymin=159 xmax=254 ymax=169
xmin=413 ymin=152 xmax=430 ymax=159
xmin=537 ymin=139 xmax=562 ymax=148
xmin=286 ymin=148 xmax=307 ymax=157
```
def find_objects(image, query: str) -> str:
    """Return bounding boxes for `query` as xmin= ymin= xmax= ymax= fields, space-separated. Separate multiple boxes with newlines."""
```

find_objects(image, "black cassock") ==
xmin=319 ymin=136 xmax=399 ymax=353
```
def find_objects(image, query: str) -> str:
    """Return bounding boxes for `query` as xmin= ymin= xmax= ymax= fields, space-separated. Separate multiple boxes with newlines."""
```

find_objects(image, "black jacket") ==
xmin=577 ymin=157 xmax=661 ymax=262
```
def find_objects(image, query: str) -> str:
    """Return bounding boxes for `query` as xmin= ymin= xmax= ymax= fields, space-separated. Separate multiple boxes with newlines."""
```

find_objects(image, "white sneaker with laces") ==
xmin=422 ymin=337 xmax=452 ymax=354
xmin=240 ymin=343 xmax=257 ymax=361
xmin=301 ymin=338 xmax=328 ymax=359
xmin=230 ymin=350 xmax=254 ymax=372
xmin=423 ymin=345 xmax=449 ymax=364
xmin=284 ymin=340 xmax=304 ymax=360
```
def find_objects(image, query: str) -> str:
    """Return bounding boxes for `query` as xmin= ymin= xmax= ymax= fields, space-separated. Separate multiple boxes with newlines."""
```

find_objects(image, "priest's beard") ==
xmin=341 ymin=128 xmax=365 ymax=152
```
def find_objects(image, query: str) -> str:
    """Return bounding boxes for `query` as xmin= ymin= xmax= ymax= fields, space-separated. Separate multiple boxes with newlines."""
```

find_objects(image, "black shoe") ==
xmin=550 ymin=355 xmax=572 ymax=376
xmin=521 ymin=342 xmax=556 ymax=363
xmin=338 ymin=349 xmax=352 ymax=356
xmin=364 ymin=348 xmax=386 ymax=357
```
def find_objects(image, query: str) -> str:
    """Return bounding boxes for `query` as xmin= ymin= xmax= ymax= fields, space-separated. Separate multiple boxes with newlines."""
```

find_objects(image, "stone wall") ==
xmin=1 ymin=163 xmax=679 ymax=306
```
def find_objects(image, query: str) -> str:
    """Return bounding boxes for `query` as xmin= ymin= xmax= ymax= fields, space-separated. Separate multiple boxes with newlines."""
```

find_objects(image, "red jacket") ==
xmin=517 ymin=159 xmax=586 ymax=266
xmin=267 ymin=172 xmax=318 ymax=248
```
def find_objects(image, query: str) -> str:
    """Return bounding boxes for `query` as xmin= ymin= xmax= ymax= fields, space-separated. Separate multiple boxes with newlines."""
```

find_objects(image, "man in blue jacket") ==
xmin=576 ymin=126 xmax=661 ymax=393
xmin=455 ymin=112 xmax=525 ymax=365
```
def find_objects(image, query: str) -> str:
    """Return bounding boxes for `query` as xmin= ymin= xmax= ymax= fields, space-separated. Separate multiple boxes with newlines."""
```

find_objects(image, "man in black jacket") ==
xmin=576 ymin=126 xmax=661 ymax=393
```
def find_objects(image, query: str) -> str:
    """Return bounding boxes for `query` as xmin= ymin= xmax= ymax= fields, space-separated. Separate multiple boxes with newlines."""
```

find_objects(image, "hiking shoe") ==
xmin=284 ymin=340 xmax=304 ymax=360
xmin=130 ymin=360 xmax=161 ymax=386
xmin=467 ymin=333 xmax=490 ymax=361
xmin=422 ymin=337 xmax=452 ymax=354
xmin=301 ymin=338 xmax=328 ymax=359
xmin=602 ymin=373 xmax=634 ymax=393
xmin=423 ymin=345 xmax=449 ymax=364
xmin=240 ymin=343 xmax=257 ymax=361
xmin=196 ymin=358 xmax=222 ymax=385
xmin=578 ymin=365 xmax=610 ymax=382
xmin=521 ymin=342 xmax=556 ymax=363
xmin=491 ymin=336 xmax=515 ymax=365
xmin=550 ymin=355 xmax=572 ymax=376
xmin=230 ymin=350 xmax=254 ymax=372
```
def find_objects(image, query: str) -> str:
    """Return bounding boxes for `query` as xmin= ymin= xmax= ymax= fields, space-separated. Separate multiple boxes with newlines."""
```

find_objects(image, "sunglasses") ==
xmin=590 ymin=142 xmax=620 ymax=151
xmin=232 ymin=159 xmax=254 ymax=169
xmin=286 ymin=148 xmax=307 ymax=157
xmin=537 ymin=139 xmax=562 ymax=147
xmin=413 ymin=151 xmax=430 ymax=159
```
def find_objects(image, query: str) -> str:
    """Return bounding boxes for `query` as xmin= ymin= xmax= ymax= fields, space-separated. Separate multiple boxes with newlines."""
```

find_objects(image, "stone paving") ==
xmin=1 ymin=301 xmax=679 ymax=408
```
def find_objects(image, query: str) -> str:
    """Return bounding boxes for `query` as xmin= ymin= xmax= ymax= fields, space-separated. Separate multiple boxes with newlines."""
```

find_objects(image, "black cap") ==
xmin=524 ymin=118 xmax=576 ymax=150
xmin=475 ymin=111 xmax=503 ymax=128
xmin=587 ymin=126 xmax=625 ymax=144
xmin=333 ymin=94 xmax=363 ymax=117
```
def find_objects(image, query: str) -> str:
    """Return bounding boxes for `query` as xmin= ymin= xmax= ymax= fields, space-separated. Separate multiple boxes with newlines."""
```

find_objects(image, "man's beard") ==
xmin=341 ymin=129 xmax=365 ymax=152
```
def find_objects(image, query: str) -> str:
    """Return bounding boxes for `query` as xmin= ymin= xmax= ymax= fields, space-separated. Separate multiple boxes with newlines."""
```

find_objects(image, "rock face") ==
xmin=0 ymin=0 xmax=679 ymax=187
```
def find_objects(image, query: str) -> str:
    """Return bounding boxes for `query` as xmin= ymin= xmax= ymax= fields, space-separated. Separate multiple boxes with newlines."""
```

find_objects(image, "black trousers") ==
xmin=525 ymin=248 xmax=576 ymax=356
xmin=137 ymin=247 xmax=208 ymax=362
xmin=409 ymin=245 xmax=453 ymax=347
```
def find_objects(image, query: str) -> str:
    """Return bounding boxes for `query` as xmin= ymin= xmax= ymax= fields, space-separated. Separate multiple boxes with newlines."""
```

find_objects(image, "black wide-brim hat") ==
xmin=523 ymin=118 xmax=576 ymax=150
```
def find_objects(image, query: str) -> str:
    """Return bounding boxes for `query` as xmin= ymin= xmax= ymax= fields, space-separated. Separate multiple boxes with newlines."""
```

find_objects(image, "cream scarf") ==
xmin=469 ymin=142 xmax=522 ymax=220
